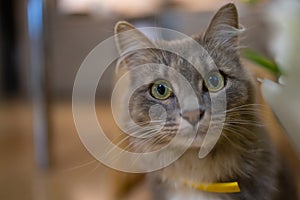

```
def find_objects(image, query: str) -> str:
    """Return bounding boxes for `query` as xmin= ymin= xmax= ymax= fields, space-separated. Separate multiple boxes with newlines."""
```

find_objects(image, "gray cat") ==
xmin=114 ymin=3 xmax=297 ymax=200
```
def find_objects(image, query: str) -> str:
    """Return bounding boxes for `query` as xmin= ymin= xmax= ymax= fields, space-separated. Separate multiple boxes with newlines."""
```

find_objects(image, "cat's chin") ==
xmin=170 ymin=127 xmax=208 ymax=148
xmin=190 ymin=134 xmax=205 ymax=148
xmin=170 ymin=133 xmax=205 ymax=149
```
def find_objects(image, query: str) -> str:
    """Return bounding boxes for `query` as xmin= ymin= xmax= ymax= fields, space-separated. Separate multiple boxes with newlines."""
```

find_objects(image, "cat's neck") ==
xmin=157 ymin=147 xmax=241 ymax=185
xmin=155 ymin=125 xmax=270 ymax=187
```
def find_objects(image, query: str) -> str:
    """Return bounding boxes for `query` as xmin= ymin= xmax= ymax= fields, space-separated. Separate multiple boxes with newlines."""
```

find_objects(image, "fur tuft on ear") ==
xmin=206 ymin=3 xmax=239 ymax=33
xmin=114 ymin=21 xmax=156 ymax=72
xmin=203 ymin=3 xmax=243 ymax=50
xmin=114 ymin=21 xmax=155 ymax=56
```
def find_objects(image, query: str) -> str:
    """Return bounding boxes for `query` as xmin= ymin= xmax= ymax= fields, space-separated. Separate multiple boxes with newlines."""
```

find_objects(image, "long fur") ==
xmin=114 ymin=3 xmax=298 ymax=200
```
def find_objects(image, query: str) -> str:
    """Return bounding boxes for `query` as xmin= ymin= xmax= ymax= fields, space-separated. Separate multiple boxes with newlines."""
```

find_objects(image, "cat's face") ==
xmin=115 ymin=4 xmax=256 ymax=153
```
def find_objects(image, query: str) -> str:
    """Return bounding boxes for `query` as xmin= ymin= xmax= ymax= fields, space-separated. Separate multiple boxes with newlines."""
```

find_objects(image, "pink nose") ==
xmin=181 ymin=109 xmax=205 ymax=126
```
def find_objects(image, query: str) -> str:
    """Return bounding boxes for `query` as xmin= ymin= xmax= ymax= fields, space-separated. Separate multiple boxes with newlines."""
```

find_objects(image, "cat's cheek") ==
xmin=175 ymin=120 xmax=199 ymax=147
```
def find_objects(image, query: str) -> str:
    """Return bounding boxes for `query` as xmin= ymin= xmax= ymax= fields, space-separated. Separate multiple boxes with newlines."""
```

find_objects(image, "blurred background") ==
xmin=0 ymin=0 xmax=299 ymax=199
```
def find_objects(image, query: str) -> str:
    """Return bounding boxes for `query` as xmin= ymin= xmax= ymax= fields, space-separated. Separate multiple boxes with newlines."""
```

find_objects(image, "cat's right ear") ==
xmin=114 ymin=21 xmax=155 ymax=56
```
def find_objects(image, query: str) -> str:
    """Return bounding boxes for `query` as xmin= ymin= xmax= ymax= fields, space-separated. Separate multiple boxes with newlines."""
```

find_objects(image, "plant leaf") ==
xmin=242 ymin=49 xmax=282 ymax=76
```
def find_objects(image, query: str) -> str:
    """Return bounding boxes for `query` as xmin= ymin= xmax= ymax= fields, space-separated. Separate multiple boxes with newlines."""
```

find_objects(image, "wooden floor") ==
xmin=0 ymin=99 xmax=299 ymax=200
xmin=0 ymin=99 xmax=149 ymax=200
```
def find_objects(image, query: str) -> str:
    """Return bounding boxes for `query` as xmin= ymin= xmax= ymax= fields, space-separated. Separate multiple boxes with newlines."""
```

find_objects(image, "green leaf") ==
xmin=242 ymin=49 xmax=282 ymax=76
xmin=240 ymin=0 xmax=259 ymax=4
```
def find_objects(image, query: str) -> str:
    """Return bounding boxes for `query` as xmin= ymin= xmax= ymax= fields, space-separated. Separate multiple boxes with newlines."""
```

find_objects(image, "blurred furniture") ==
xmin=0 ymin=0 xmax=19 ymax=96
xmin=27 ymin=0 xmax=51 ymax=169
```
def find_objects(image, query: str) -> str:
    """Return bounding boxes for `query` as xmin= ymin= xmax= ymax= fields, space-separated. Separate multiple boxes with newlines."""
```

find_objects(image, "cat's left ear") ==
xmin=203 ymin=3 xmax=242 ymax=49
xmin=114 ymin=21 xmax=155 ymax=56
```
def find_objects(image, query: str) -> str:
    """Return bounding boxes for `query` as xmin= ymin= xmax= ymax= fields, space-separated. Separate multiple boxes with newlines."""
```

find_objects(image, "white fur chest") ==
xmin=168 ymin=190 xmax=223 ymax=200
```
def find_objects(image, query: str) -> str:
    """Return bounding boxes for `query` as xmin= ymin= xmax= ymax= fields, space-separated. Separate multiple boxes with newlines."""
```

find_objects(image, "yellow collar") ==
xmin=184 ymin=180 xmax=241 ymax=193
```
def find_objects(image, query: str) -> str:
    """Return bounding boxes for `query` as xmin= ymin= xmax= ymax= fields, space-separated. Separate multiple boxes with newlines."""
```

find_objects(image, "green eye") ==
xmin=151 ymin=80 xmax=172 ymax=100
xmin=204 ymin=71 xmax=224 ymax=92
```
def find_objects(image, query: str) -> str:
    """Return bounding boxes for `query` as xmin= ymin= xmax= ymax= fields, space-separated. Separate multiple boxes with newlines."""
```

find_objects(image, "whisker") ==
xmin=222 ymin=124 xmax=259 ymax=140
xmin=225 ymin=104 xmax=266 ymax=112
xmin=122 ymin=120 xmax=164 ymax=132
xmin=104 ymin=127 xmax=159 ymax=158
xmin=107 ymin=130 xmax=165 ymax=162
xmin=221 ymin=130 xmax=248 ymax=151
xmin=130 ymin=133 xmax=171 ymax=166
xmin=224 ymin=119 xmax=264 ymax=127
xmin=106 ymin=121 xmax=164 ymax=148
xmin=62 ymin=160 xmax=98 ymax=173
xmin=222 ymin=127 xmax=267 ymax=155
xmin=87 ymin=163 xmax=101 ymax=177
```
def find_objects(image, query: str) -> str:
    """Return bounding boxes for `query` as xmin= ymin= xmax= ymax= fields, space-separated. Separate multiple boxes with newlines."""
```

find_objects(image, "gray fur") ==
xmin=114 ymin=3 xmax=297 ymax=200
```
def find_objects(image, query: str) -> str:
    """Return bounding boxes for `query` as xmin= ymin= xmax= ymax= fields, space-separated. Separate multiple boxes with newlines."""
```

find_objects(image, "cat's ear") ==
xmin=203 ymin=3 xmax=241 ymax=49
xmin=114 ymin=21 xmax=155 ymax=56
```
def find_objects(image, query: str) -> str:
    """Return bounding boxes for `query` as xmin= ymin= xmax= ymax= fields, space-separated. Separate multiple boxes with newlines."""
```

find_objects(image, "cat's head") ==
xmin=114 ymin=3 xmax=256 ymax=153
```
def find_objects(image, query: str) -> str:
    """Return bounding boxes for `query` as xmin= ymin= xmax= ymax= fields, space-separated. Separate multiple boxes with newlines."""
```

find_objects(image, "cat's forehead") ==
xmin=160 ymin=38 xmax=206 ymax=60
xmin=154 ymin=40 xmax=212 ymax=80
xmin=158 ymin=37 xmax=244 ymax=78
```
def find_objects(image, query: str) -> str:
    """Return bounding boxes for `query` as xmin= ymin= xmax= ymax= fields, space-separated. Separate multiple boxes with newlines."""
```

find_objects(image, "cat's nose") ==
xmin=181 ymin=108 xmax=205 ymax=126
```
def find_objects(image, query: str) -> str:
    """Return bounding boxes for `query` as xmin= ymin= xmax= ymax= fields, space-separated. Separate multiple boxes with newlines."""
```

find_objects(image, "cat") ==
xmin=114 ymin=3 xmax=298 ymax=200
